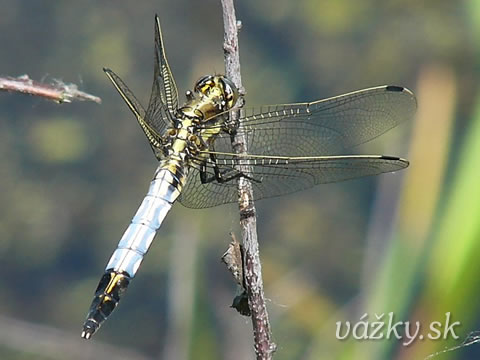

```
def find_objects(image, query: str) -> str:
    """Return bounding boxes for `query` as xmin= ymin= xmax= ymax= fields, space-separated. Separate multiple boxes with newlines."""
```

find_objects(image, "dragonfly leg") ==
xmin=199 ymin=154 xmax=261 ymax=184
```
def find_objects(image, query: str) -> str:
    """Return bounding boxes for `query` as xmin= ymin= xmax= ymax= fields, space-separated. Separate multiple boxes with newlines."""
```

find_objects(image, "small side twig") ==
xmin=221 ymin=233 xmax=250 ymax=316
xmin=0 ymin=74 xmax=101 ymax=104
xmin=221 ymin=1 xmax=276 ymax=359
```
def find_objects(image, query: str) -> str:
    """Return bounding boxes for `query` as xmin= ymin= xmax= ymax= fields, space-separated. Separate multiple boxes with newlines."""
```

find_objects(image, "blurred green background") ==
xmin=1 ymin=0 xmax=479 ymax=359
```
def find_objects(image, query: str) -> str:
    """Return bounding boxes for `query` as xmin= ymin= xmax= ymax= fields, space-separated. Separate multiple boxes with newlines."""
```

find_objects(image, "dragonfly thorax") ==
xmin=179 ymin=75 xmax=238 ymax=122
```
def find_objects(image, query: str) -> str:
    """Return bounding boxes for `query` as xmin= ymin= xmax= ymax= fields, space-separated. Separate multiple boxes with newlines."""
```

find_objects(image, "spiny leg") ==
xmin=199 ymin=153 xmax=260 ymax=184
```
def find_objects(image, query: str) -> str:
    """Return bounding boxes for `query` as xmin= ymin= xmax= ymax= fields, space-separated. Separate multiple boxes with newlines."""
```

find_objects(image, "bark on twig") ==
xmin=222 ymin=233 xmax=250 ymax=316
xmin=221 ymin=1 xmax=276 ymax=358
xmin=0 ymin=75 xmax=101 ymax=104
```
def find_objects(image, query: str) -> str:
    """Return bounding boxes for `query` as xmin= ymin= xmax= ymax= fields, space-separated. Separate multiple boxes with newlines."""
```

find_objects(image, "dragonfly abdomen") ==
xmin=106 ymin=165 xmax=185 ymax=276
xmin=82 ymin=160 xmax=188 ymax=339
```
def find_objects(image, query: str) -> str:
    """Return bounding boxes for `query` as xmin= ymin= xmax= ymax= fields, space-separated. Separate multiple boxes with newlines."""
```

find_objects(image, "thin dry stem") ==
xmin=0 ymin=75 xmax=101 ymax=104
xmin=221 ymin=0 xmax=276 ymax=358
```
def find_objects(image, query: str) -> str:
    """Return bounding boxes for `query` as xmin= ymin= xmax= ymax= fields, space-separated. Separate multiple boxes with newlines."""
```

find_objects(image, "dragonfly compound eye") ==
xmin=194 ymin=75 xmax=215 ymax=95
xmin=219 ymin=76 xmax=239 ymax=109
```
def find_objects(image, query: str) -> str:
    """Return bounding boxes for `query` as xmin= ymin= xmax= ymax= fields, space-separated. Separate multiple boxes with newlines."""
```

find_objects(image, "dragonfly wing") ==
xmin=210 ymin=85 xmax=416 ymax=156
xmin=180 ymin=162 xmax=239 ymax=209
xmin=145 ymin=15 xmax=179 ymax=136
xmin=179 ymin=152 xmax=408 ymax=208
xmin=104 ymin=68 xmax=165 ymax=152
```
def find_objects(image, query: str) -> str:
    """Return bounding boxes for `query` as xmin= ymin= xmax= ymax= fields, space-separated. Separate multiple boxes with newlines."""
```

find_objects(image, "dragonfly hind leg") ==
xmin=200 ymin=155 xmax=261 ymax=184
xmin=81 ymin=270 xmax=131 ymax=339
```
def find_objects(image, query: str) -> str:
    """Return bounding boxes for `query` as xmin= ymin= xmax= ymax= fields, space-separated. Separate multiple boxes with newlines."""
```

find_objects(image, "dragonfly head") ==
xmin=193 ymin=75 xmax=239 ymax=110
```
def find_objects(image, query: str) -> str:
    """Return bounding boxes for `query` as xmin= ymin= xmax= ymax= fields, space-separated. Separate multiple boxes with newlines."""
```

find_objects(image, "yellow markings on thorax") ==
xmin=171 ymin=130 xmax=188 ymax=153
xmin=170 ymin=118 xmax=192 ymax=154
xmin=200 ymin=126 xmax=222 ymax=145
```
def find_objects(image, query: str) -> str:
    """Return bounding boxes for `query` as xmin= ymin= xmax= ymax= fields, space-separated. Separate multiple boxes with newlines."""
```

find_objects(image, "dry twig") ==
xmin=0 ymin=74 xmax=101 ymax=104
xmin=221 ymin=1 xmax=276 ymax=358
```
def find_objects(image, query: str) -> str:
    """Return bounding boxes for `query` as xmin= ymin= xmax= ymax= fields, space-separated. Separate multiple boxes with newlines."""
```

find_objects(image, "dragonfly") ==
xmin=81 ymin=15 xmax=416 ymax=339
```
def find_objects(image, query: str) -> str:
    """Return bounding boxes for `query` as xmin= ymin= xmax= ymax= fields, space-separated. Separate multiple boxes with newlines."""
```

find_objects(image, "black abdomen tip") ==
xmin=81 ymin=320 xmax=98 ymax=340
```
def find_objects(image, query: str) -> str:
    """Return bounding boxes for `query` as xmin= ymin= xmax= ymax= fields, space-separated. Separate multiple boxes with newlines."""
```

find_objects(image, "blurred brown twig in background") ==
xmin=0 ymin=74 xmax=101 ymax=104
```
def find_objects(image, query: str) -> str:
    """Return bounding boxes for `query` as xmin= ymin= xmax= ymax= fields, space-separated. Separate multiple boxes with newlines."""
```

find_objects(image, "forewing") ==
xmin=104 ymin=68 xmax=164 ymax=151
xmin=179 ymin=153 xmax=408 ymax=208
xmin=210 ymin=85 xmax=416 ymax=157
xmin=145 ymin=15 xmax=179 ymax=136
